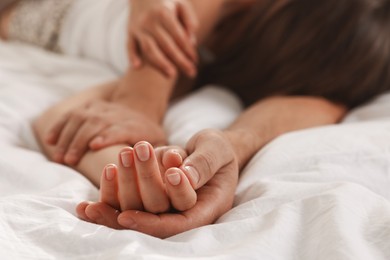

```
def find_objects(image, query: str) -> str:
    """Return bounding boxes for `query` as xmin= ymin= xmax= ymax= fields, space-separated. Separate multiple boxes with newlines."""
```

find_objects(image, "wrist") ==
xmin=111 ymin=93 xmax=167 ymax=123
xmin=110 ymin=67 xmax=178 ymax=122
xmin=223 ymin=128 xmax=265 ymax=170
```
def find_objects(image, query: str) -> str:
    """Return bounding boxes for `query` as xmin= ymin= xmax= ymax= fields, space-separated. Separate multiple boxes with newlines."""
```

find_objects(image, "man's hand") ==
xmin=76 ymin=129 xmax=240 ymax=238
xmin=46 ymin=100 xmax=166 ymax=166
xmin=128 ymin=0 xmax=199 ymax=78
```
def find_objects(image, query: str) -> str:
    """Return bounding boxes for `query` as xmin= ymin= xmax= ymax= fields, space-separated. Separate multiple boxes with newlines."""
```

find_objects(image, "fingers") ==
xmin=118 ymin=210 xmax=190 ymax=238
xmin=45 ymin=113 xmax=70 ymax=145
xmin=89 ymin=126 xmax=133 ymax=150
xmin=181 ymin=130 xmax=236 ymax=190
xmin=52 ymin=114 xmax=86 ymax=163
xmin=85 ymin=202 xmax=124 ymax=230
xmin=151 ymin=25 xmax=196 ymax=78
xmin=118 ymin=147 xmax=143 ymax=211
xmin=127 ymin=36 xmax=142 ymax=69
xmin=100 ymin=164 xmax=120 ymax=210
xmin=117 ymin=190 xmax=219 ymax=238
xmin=177 ymin=1 xmax=199 ymax=43
xmin=133 ymin=142 xmax=170 ymax=213
xmin=165 ymin=168 xmax=197 ymax=211
xmin=139 ymin=33 xmax=177 ymax=78
xmin=76 ymin=201 xmax=93 ymax=223
xmin=63 ymin=121 xmax=104 ymax=165
xmin=154 ymin=146 xmax=187 ymax=173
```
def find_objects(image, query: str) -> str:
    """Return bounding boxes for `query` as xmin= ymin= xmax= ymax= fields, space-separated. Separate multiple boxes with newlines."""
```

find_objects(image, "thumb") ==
xmin=180 ymin=130 xmax=234 ymax=190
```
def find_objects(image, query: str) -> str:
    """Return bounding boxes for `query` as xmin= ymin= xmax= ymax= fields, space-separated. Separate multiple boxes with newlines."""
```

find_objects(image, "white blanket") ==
xmin=1 ymin=2 xmax=390 ymax=258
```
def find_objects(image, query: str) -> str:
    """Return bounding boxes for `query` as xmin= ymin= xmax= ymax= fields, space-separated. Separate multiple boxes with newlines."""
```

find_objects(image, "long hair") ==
xmin=199 ymin=0 xmax=390 ymax=108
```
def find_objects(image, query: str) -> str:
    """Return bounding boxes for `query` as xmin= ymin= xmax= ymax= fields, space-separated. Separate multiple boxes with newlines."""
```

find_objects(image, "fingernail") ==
xmin=172 ymin=151 xmax=183 ymax=164
xmin=120 ymin=151 xmax=133 ymax=168
xmin=119 ymin=216 xmax=137 ymax=229
xmin=105 ymin=165 xmax=116 ymax=181
xmin=135 ymin=143 xmax=150 ymax=162
xmin=167 ymin=171 xmax=181 ymax=186
xmin=184 ymin=166 xmax=199 ymax=185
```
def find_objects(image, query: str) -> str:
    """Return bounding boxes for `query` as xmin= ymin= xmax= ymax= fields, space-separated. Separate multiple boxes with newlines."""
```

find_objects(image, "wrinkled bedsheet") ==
xmin=0 ymin=41 xmax=389 ymax=259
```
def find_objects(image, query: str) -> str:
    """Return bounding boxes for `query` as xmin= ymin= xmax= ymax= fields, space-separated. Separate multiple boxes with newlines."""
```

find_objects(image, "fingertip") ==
xmin=132 ymin=58 xmax=142 ymax=69
xmin=162 ymin=150 xmax=183 ymax=169
xmin=45 ymin=133 xmax=56 ymax=145
xmin=166 ymin=168 xmax=182 ymax=186
xmin=89 ymin=136 xmax=104 ymax=149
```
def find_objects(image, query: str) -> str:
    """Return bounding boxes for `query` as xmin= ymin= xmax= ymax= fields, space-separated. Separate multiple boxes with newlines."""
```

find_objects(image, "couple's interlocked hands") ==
xmin=45 ymin=99 xmax=239 ymax=238
xmin=76 ymin=129 xmax=239 ymax=238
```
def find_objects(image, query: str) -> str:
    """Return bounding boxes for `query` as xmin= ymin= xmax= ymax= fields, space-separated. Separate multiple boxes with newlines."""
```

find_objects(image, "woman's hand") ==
xmin=77 ymin=129 xmax=240 ymax=238
xmin=128 ymin=0 xmax=199 ymax=78
xmin=46 ymin=100 xmax=166 ymax=166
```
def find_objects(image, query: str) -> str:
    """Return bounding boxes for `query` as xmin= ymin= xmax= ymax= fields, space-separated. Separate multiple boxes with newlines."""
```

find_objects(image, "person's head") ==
xmin=201 ymin=0 xmax=390 ymax=108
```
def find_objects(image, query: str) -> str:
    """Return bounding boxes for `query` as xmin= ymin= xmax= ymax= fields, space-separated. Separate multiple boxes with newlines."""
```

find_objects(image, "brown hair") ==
xmin=199 ymin=0 xmax=390 ymax=108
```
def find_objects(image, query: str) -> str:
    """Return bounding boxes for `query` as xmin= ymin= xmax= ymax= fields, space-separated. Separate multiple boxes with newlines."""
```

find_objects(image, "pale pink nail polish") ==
xmin=135 ymin=143 xmax=150 ymax=162
xmin=167 ymin=171 xmax=181 ymax=186
xmin=120 ymin=151 xmax=133 ymax=168
xmin=105 ymin=165 xmax=116 ymax=181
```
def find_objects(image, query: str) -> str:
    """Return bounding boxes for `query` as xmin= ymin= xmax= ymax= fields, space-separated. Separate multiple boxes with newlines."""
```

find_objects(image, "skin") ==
xmin=4 ymin=0 xmax=348 ymax=237
xmin=128 ymin=0 xmax=227 ymax=77
xmin=77 ymin=98 xmax=345 ymax=238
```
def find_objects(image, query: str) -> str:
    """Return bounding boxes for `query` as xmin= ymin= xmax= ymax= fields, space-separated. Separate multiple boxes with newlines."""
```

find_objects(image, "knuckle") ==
xmin=158 ymin=8 xmax=171 ymax=20
xmin=196 ymin=129 xmax=221 ymax=142
xmin=142 ymin=39 xmax=152 ymax=52
xmin=146 ymin=203 xmax=170 ymax=214
xmin=89 ymin=115 xmax=102 ymax=124
xmin=138 ymin=14 xmax=151 ymax=27
xmin=195 ymin=152 xmax=215 ymax=175
xmin=72 ymin=111 xmax=85 ymax=121
xmin=174 ymin=198 xmax=196 ymax=212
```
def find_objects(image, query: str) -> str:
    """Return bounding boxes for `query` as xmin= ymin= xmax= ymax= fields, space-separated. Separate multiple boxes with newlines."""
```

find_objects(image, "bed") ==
xmin=0 ymin=40 xmax=389 ymax=259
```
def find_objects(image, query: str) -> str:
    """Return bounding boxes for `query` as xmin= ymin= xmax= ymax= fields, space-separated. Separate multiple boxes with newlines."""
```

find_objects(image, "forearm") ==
xmin=224 ymin=96 xmax=347 ymax=170
xmin=110 ymin=65 xmax=178 ymax=122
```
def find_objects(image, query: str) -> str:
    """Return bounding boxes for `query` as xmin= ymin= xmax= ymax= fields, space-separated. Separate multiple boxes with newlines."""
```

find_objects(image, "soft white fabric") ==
xmin=1 ymin=0 xmax=390 ymax=258
xmin=0 ymin=41 xmax=390 ymax=260
xmin=59 ymin=0 xmax=129 ymax=73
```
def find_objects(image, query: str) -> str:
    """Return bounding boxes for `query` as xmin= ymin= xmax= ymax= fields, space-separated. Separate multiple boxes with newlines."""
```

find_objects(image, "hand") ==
xmin=46 ymin=100 xmax=166 ymax=166
xmin=128 ymin=0 xmax=199 ymax=78
xmin=77 ymin=129 xmax=240 ymax=238
xmin=77 ymin=142 xmax=198 ymax=225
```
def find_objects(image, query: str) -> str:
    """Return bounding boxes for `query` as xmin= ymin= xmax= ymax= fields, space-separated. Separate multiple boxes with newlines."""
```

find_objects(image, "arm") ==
xmin=225 ymin=96 xmax=347 ymax=169
xmin=174 ymin=96 xmax=347 ymax=190
xmin=38 ymin=62 xmax=179 ymax=166
xmin=127 ymin=0 xmax=226 ymax=77
xmin=92 ymin=96 xmax=347 ymax=238
xmin=109 ymin=65 xmax=178 ymax=122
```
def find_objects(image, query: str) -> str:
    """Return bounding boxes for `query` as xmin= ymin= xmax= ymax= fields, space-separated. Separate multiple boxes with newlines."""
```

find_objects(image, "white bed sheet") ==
xmin=0 ymin=41 xmax=389 ymax=260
